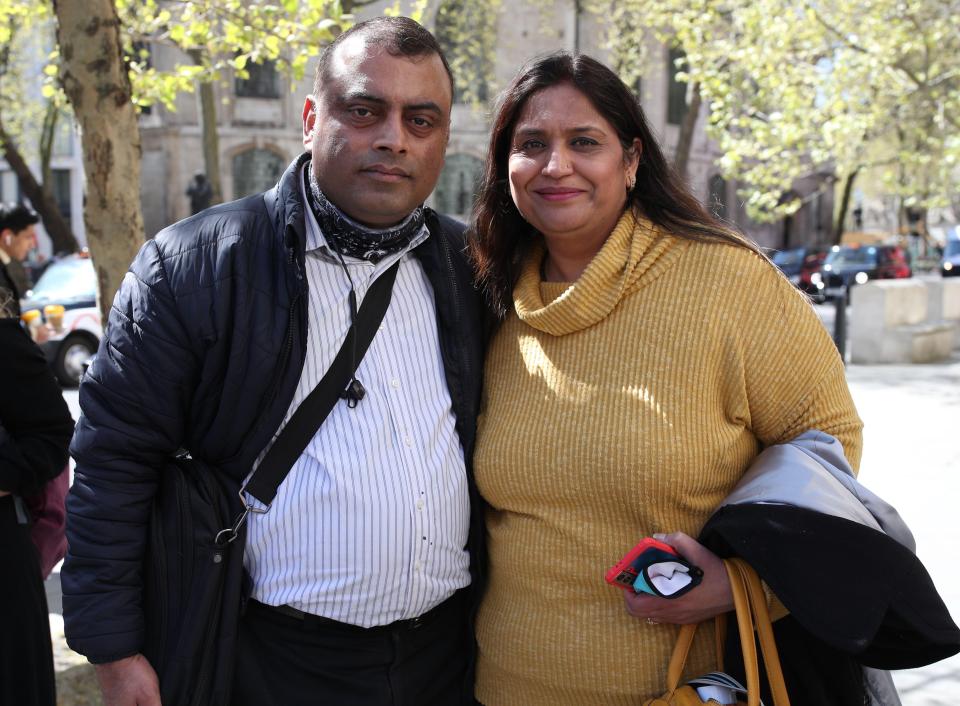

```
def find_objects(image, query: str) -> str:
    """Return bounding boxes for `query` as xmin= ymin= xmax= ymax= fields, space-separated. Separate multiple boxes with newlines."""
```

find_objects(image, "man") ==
xmin=0 ymin=202 xmax=40 ymax=319
xmin=63 ymin=17 xmax=484 ymax=706
xmin=185 ymin=171 xmax=213 ymax=214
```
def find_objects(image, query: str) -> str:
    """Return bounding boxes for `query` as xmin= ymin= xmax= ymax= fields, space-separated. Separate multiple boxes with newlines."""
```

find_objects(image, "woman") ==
xmin=1 ymin=271 xmax=74 ymax=704
xmin=468 ymin=52 xmax=863 ymax=704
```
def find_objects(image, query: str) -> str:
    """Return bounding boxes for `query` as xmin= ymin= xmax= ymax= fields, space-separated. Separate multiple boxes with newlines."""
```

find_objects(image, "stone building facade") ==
xmin=136 ymin=0 xmax=833 ymax=251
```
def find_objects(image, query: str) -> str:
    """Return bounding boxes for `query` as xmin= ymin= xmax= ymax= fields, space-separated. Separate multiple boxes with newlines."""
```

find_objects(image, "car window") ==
xmin=824 ymin=247 xmax=878 ymax=268
xmin=946 ymin=241 xmax=960 ymax=257
xmin=772 ymin=248 xmax=805 ymax=267
xmin=28 ymin=258 xmax=97 ymax=302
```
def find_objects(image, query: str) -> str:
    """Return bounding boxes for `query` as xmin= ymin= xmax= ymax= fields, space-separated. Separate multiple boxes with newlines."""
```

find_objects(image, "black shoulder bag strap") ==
xmin=217 ymin=260 xmax=400 ymax=544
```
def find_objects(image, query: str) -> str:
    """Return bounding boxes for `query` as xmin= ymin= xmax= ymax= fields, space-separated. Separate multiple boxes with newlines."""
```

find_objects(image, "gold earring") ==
xmin=627 ymin=175 xmax=636 ymax=192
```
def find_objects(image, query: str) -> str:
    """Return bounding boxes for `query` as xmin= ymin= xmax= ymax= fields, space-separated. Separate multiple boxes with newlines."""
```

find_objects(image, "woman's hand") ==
xmin=623 ymin=531 xmax=733 ymax=625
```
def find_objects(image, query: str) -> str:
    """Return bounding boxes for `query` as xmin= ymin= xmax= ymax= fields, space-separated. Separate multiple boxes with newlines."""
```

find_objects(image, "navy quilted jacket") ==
xmin=62 ymin=153 xmax=485 ymax=663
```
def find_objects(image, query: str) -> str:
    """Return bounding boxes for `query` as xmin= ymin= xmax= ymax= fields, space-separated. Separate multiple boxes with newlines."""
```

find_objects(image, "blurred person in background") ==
xmin=0 ymin=203 xmax=52 ymax=343
xmin=0 ymin=264 xmax=75 ymax=704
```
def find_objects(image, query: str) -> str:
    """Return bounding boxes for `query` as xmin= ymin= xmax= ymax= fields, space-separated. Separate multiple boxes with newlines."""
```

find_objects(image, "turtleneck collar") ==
xmin=512 ymin=209 xmax=688 ymax=336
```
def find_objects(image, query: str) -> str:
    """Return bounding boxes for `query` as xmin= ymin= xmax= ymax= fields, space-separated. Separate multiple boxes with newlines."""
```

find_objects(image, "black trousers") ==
xmin=0 ymin=496 xmax=55 ymax=706
xmin=231 ymin=590 xmax=471 ymax=706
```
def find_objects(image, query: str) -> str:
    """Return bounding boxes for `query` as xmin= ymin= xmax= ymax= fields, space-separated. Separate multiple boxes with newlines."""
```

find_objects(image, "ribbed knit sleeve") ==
xmin=736 ymin=255 xmax=862 ymax=470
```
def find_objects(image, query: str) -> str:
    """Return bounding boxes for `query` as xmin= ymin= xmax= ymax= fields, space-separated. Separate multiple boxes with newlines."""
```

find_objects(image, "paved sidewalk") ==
xmin=845 ymin=354 xmax=960 ymax=706
xmin=49 ymin=346 xmax=960 ymax=704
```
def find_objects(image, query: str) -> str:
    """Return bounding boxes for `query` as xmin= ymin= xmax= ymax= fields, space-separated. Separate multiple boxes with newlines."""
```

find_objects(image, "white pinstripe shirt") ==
xmin=242 ymin=167 xmax=471 ymax=626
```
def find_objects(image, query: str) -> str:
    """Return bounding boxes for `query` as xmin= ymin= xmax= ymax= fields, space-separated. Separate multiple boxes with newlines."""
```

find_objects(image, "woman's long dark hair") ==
xmin=469 ymin=51 xmax=759 ymax=317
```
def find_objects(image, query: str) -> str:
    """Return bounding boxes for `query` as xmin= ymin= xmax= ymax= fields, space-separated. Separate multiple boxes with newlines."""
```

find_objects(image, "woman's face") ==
xmin=507 ymin=83 xmax=639 ymax=249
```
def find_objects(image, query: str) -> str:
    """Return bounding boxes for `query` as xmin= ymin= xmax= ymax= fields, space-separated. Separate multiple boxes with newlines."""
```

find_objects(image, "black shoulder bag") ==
xmin=143 ymin=262 xmax=400 ymax=706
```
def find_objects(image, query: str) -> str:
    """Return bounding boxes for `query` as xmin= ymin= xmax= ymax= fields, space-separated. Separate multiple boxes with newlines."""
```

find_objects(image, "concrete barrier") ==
xmin=926 ymin=279 xmax=960 ymax=348
xmin=850 ymin=280 xmax=957 ymax=364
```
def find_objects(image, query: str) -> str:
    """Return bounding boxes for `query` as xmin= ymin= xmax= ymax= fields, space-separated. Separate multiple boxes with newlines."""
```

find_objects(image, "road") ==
xmin=51 ymin=330 xmax=960 ymax=704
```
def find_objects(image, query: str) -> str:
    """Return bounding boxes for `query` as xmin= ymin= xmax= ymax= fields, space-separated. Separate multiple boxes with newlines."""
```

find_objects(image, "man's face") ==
xmin=303 ymin=36 xmax=452 ymax=228
xmin=1 ymin=224 xmax=36 ymax=261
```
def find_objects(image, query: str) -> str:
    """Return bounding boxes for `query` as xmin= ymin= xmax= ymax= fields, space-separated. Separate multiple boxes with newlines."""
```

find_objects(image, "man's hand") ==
xmin=95 ymin=654 xmax=161 ymax=706
xmin=623 ymin=531 xmax=733 ymax=625
xmin=0 ymin=490 xmax=10 ymax=497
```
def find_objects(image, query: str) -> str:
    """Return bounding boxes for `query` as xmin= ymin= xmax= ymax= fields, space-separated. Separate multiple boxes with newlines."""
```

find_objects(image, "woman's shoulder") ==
xmin=675 ymin=236 xmax=781 ymax=287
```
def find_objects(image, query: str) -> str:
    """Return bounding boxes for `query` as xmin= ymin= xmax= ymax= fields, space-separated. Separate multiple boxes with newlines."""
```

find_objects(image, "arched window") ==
xmin=666 ymin=46 xmax=688 ymax=125
xmin=232 ymin=148 xmax=286 ymax=198
xmin=433 ymin=154 xmax=483 ymax=217
xmin=708 ymin=174 xmax=727 ymax=220
xmin=235 ymin=59 xmax=279 ymax=99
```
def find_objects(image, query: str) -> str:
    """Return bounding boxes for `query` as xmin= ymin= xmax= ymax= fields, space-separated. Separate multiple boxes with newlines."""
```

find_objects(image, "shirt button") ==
xmin=391 ymin=378 xmax=400 ymax=388
xmin=416 ymin=499 xmax=424 ymax=510
xmin=404 ymin=436 xmax=414 ymax=447
xmin=415 ymin=561 xmax=422 ymax=571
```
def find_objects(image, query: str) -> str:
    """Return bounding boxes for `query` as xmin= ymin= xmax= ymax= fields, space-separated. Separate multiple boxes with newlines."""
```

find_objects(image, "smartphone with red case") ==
xmin=605 ymin=537 xmax=703 ymax=597
xmin=605 ymin=538 xmax=678 ymax=590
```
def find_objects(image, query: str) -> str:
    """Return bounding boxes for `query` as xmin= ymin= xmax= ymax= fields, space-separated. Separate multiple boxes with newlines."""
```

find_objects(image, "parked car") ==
xmin=813 ymin=244 xmax=912 ymax=301
xmin=942 ymin=237 xmax=960 ymax=277
xmin=772 ymin=247 xmax=828 ymax=299
xmin=20 ymin=253 xmax=102 ymax=386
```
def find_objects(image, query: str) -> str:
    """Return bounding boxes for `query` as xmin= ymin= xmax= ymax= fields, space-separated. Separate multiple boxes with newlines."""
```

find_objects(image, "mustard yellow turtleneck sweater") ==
xmin=473 ymin=210 xmax=862 ymax=705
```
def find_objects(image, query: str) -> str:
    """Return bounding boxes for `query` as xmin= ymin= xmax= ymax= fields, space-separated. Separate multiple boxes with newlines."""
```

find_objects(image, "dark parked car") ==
xmin=772 ymin=247 xmax=828 ymax=299
xmin=942 ymin=238 xmax=960 ymax=277
xmin=20 ymin=253 xmax=102 ymax=386
xmin=814 ymin=244 xmax=912 ymax=301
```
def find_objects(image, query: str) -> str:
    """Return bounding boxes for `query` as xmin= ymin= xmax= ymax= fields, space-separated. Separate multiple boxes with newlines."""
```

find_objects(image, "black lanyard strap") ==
xmin=240 ymin=260 xmax=400 ymax=513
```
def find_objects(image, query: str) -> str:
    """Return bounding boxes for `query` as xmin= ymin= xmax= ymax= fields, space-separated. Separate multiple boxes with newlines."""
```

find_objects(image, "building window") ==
xmin=708 ymin=174 xmax=727 ymax=220
xmin=433 ymin=154 xmax=483 ymax=216
xmin=434 ymin=0 xmax=493 ymax=103
xmin=232 ymin=148 xmax=286 ymax=198
xmin=235 ymin=60 xmax=280 ymax=99
xmin=666 ymin=46 xmax=688 ymax=126
xmin=52 ymin=169 xmax=72 ymax=221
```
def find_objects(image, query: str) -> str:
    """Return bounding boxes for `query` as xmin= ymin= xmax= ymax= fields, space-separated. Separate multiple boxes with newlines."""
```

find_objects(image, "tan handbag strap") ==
xmin=725 ymin=558 xmax=762 ymax=705
xmin=665 ymin=623 xmax=699 ymax=691
xmin=729 ymin=558 xmax=791 ymax=706
xmin=659 ymin=559 xmax=790 ymax=706
xmin=662 ymin=562 xmax=758 ymax=696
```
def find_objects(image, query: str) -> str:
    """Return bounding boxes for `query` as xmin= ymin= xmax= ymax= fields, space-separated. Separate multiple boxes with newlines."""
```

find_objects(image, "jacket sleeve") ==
xmin=63 ymin=238 xmax=198 ymax=663
xmin=0 ymin=320 xmax=74 ymax=495
xmin=738 ymin=259 xmax=863 ymax=472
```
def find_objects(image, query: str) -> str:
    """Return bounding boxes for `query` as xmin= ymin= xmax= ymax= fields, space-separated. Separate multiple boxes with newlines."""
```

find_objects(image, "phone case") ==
xmin=605 ymin=537 xmax=703 ymax=598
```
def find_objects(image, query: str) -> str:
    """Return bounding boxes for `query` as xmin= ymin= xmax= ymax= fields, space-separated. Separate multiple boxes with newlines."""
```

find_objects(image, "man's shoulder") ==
xmin=153 ymin=193 xmax=273 ymax=254
xmin=135 ymin=192 xmax=289 ymax=296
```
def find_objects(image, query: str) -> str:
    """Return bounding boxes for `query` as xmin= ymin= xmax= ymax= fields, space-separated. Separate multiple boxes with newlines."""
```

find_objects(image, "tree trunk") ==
xmin=673 ymin=81 xmax=702 ymax=180
xmin=0 ymin=117 xmax=79 ymax=254
xmin=832 ymin=167 xmax=860 ymax=245
xmin=54 ymin=0 xmax=144 ymax=323
xmin=189 ymin=50 xmax=222 ymax=206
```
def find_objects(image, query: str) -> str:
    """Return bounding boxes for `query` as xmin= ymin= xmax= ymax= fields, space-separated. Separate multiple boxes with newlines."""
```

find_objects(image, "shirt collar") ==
xmin=0 ymin=248 xmax=11 ymax=267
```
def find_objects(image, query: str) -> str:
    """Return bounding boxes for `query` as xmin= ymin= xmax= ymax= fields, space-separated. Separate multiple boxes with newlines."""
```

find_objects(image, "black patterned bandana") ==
xmin=306 ymin=165 xmax=425 ymax=263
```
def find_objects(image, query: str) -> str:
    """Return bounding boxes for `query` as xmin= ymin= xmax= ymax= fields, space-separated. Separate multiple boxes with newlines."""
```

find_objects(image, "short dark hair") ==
xmin=313 ymin=16 xmax=454 ymax=99
xmin=469 ymin=52 xmax=757 ymax=316
xmin=0 ymin=202 xmax=39 ymax=235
